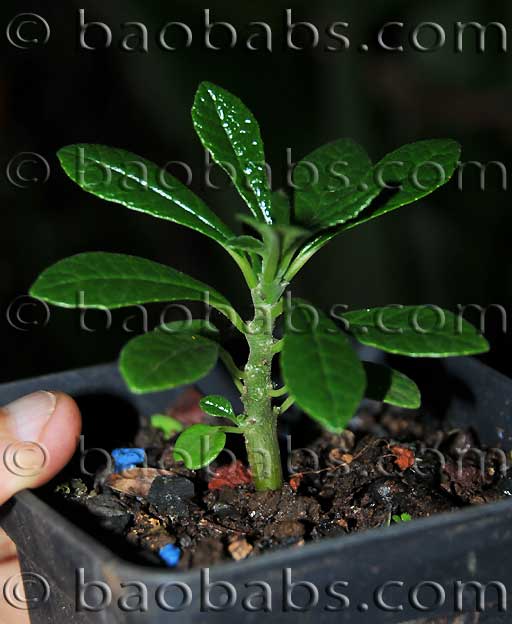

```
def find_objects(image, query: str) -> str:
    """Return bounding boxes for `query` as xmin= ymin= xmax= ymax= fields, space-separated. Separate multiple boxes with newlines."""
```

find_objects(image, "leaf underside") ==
xmin=363 ymin=361 xmax=421 ymax=409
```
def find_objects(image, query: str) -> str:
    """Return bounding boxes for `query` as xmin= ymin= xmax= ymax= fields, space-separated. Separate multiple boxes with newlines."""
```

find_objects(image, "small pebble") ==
xmin=85 ymin=494 xmax=132 ymax=532
xmin=147 ymin=475 xmax=195 ymax=518
xmin=159 ymin=544 xmax=181 ymax=568
xmin=111 ymin=448 xmax=146 ymax=473
xmin=228 ymin=538 xmax=253 ymax=561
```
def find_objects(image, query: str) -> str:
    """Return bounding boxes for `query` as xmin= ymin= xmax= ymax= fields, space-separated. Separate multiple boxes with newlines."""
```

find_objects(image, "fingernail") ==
xmin=4 ymin=391 xmax=57 ymax=441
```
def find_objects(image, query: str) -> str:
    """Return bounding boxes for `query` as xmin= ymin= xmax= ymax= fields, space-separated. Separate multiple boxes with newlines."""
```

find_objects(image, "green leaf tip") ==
xmin=200 ymin=395 xmax=237 ymax=422
xmin=192 ymin=82 xmax=273 ymax=225
xmin=363 ymin=362 xmax=421 ymax=409
xmin=150 ymin=414 xmax=183 ymax=437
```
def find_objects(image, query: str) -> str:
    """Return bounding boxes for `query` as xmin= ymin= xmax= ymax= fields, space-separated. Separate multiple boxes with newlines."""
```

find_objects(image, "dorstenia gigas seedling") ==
xmin=31 ymin=82 xmax=489 ymax=490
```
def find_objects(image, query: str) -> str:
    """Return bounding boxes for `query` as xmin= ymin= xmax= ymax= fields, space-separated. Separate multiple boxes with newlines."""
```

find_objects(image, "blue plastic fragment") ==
xmin=111 ymin=448 xmax=146 ymax=473
xmin=159 ymin=544 xmax=181 ymax=568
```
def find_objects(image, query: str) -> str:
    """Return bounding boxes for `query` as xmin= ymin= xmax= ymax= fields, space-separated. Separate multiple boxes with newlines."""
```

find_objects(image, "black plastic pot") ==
xmin=1 ymin=358 xmax=512 ymax=623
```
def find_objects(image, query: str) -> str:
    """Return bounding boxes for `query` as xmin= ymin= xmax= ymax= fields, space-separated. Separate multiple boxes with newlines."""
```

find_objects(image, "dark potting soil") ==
xmin=51 ymin=389 xmax=511 ymax=571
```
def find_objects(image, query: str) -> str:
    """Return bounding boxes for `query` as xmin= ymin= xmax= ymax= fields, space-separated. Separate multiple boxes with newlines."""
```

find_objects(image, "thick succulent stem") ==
xmin=241 ymin=284 xmax=283 ymax=491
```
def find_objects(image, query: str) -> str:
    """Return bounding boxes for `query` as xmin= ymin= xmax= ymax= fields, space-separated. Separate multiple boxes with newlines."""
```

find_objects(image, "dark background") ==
xmin=1 ymin=0 xmax=511 ymax=383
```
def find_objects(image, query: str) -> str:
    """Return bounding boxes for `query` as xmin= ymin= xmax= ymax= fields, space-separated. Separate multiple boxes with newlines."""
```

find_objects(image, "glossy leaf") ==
xmin=200 ymin=395 xmax=238 ymax=423
xmin=174 ymin=424 xmax=226 ymax=469
xmin=343 ymin=306 xmax=489 ymax=357
xmin=192 ymin=82 xmax=272 ymax=224
xmin=30 ymin=252 xmax=236 ymax=324
xmin=120 ymin=327 xmax=219 ymax=393
xmin=272 ymin=189 xmax=291 ymax=225
xmin=286 ymin=140 xmax=461 ymax=280
xmin=281 ymin=301 xmax=365 ymax=432
xmin=343 ymin=139 xmax=461 ymax=232
xmin=58 ymin=144 xmax=233 ymax=244
xmin=293 ymin=139 xmax=378 ymax=228
xmin=363 ymin=362 xmax=421 ymax=409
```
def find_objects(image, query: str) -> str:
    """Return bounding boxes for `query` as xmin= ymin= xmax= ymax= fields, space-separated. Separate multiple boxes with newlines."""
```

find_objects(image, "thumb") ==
xmin=0 ymin=391 xmax=82 ymax=505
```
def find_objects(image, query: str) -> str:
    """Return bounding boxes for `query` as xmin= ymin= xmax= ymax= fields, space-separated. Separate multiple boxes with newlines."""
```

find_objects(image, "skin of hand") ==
xmin=0 ymin=391 xmax=82 ymax=623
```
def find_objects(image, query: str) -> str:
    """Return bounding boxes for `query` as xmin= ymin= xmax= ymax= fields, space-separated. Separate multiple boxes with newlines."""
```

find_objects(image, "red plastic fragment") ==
xmin=289 ymin=474 xmax=303 ymax=492
xmin=390 ymin=446 xmax=415 ymax=471
xmin=208 ymin=460 xmax=252 ymax=490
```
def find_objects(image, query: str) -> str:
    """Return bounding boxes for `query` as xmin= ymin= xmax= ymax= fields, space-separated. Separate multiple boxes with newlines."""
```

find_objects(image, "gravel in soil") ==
xmin=54 ymin=394 xmax=510 ymax=570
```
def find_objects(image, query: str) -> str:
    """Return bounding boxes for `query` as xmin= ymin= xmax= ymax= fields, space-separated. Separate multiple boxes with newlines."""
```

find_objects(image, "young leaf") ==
xmin=119 ymin=328 xmax=219 ymax=393
xmin=392 ymin=513 xmax=412 ymax=524
xmin=192 ymin=82 xmax=273 ymax=224
xmin=30 ymin=252 xmax=241 ymax=329
xmin=174 ymin=424 xmax=226 ymax=469
xmin=58 ymin=144 xmax=233 ymax=245
xmin=200 ymin=395 xmax=237 ymax=423
xmin=362 ymin=362 xmax=421 ymax=409
xmin=343 ymin=306 xmax=489 ymax=357
xmin=237 ymin=214 xmax=308 ymax=269
xmin=281 ymin=300 xmax=365 ymax=432
xmin=150 ymin=414 xmax=183 ymax=437
xmin=226 ymin=235 xmax=266 ymax=256
xmin=293 ymin=139 xmax=378 ymax=228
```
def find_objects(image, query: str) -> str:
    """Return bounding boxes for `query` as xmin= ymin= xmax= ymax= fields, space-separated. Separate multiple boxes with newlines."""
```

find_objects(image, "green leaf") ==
xmin=150 ymin=414 xmax=183 ymax=437
xmin=237 ymin=214 xmax=308 ymax=266
xmin=272 ymin=190 xmax=291 ymax=225
xmin=293 ymin=139 xmax=379 ymax=228
xmin=281 ymin=300 xmax=365 ymax=432
xmin=343 ymin=306 xmax=489 ymax=357
xmin=285 ymin=139 xmax=461 ymax=280
xmin=30 ymin=252 xmax=238 ymax=325
xmin=345 ymin=139 xmax=461 ymax=232
xmin=226 ymin=235 xmax=265 ymax=255
xmin=392 ymin=513 xmax=412 ymax=523
xmin=119 ymin=327 xmax=219 ymax=393
xmin=174 ymin=424 xmax=226 ymax=469
xmin=362 ymin=362 xmax=421 ymax=409
xmin=159 ymin=319 xmax=219 ymax=340
xmin=58 ymin=144 xmax=233 ymax=245
xmin=200 ymin=395 xmax=237 ymax=423
xmin=192 ymin=82 xmax=272 ymax=224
